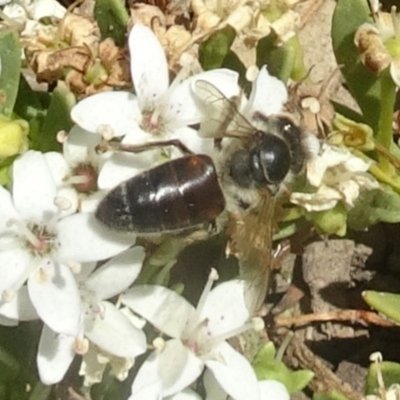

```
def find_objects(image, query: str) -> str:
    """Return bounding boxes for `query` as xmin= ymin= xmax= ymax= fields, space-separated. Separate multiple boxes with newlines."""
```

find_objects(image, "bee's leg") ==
xmin=214 ymin=138 xmax=223 ymax=151
xmin=96 ymin=139 xmax=194 ymax=156
xmin=208 ymin=219 xmax=219 ymax=234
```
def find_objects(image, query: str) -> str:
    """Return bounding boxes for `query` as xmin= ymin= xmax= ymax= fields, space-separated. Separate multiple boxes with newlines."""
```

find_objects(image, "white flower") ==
xmin=204 ymin=368 xmax=290 ymax=400
xmin=0 ymin=151 xmax=136 ymax=335
xmin=291 ymin=143 xmax=380 ymax=212
xmin=194 ymin=65 xmax=288 ymax=139
xmin=44 ymin=126 xmax=108 ymax=213
xmin=122 ymin=270 xmax=261 ymax=400
xmin=242 ymin=66 xmax=288 ymax=122
xmin=37 ymin=247 xmax=147 ymax=385
xmin=71 ymin=24 xmax=240 ymax=189
xmin=1 ymin=0 xmax=66 ymax=36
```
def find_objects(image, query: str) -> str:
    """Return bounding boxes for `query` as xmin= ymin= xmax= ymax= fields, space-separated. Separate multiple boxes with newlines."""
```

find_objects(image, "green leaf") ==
xmin=289 ymin=370 xmax=314 ymax=393
xmin=307 ymin=203 xmax=347 ymax=236
xmin=253 ymin=342 xmax=313 ymax=394
xmin=0 ymin=30 xmax=21 ymax=117
xmin=256 ymin=33 xmax=305 ymax=82
xmin=363 ymin=290 xmax=400 ymax=324
xmin=331 ymin=0 xmax=382 ymax=132
xmin=31 ymin=82 xmax=75 ymax=152
xmin=28 ymin=382 xmax=52 ymax=400
xmin=348 ymin=188 xmax=400 ymax=230
xmin=221 ymin=50 xmax=248 ymax=89
xmin=198 ymin=26 xmax=236 ymax=71
xmin=366 ymin=361 xmax=400 ymax=395
xmin=0 ymin=346 xmax=20 ymax=382
xmin=313 ymin=391 xmax=352 ymax=400
xmin=14 ymin=74 xmax=49 ymax=121
xmin=94 ymin=0 xmax=129 ymax=46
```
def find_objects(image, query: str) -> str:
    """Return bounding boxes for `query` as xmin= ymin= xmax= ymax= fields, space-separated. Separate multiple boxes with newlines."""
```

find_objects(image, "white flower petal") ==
xmin=206 ymin=342 xmax=259 ymax=400
xmin=129 ymin=24 xmax=169 ymax=106
xmin=0 ymin=185 xmax=20 ymax=230
xmin=63 ymin=125 xmax=103 ymax=167
xmin=159 ymin=339 xmax=203 ymax=397
xmin=55 ymin=186 xmax=79 ymax=217
xmin=0 ymin=316 xmax=18 ymax=326
xmin=166 ymin=69 xmax=239 ymax=126
xmin=0 ymin=286 xmax=38 ymax=320
xmin=13 ymin=151 xmax=57 ymax=223
xmin=129 ymin=353 xmax=163 ymax=400
xmin=201 ymin=280 xmax=249 ymax=336
xmin=43 ymin=151 xmax=69 ymax=185
xmin=192 ymin=69 xmax=240 ymax=100
xmin=122 ymin=285 xmax=195 ymax=339
xmin=80 ymin=191 xmax=105 ymax=213
xmin=28 ymin=260 xmax=81 ymax=335
xmin=290 ymin=186 xmax=341 ymax=212
xmin=85 ymin=301 xmax=146 ymax=358
xmin=0 ymin=249 xmax=31 ymax=294
xmin=57 ymin=213 xmax=135 ymax=263
xmin=27 ymin=0 xmax=66 ymax=20
xmin=78 ymin=262 xmax=97 ymax=281
xmin=71 ymin=92 xmax=141 ymax=138
xmin=306 ymin=155 xmax=327 ymax=187
xmin=203 ymin=369 xmax=228 ymax=400
xmin=169 ymin=127 xmax=214 ymax=156
xmin=86 ymin=247 xmax=145 ymax=300
xmin=243 ymin=66 xmax=288 ymax=118
xmin=131 ymin=339 xmax=203 ymax=398
xmin=37 ymin=325 xmax=75 ymax=385
xmin=258 ymin=380 xmax=289 ymax=400
xmin=165 ymin=389 xmax=202 ymax=400
xmin=343 ymin=155 xmax=371 ymax=172
xmin=98 ymin=151 xmax=157 ymax=190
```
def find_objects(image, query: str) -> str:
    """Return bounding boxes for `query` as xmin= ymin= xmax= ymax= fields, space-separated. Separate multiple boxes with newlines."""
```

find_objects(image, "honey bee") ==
xmin=95 ymin=80 xmax=310 ymax=312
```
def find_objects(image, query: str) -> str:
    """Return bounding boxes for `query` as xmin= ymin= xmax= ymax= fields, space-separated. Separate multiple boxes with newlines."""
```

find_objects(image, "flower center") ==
xmin=181 ymin=269 xmax=263 ymax=358
xmin=7 ymin=220 xmax=56 ymax=256
xmin=141 ymin=108 xmax=165 ymax=136
xmin=69 ymin=163 xmax=98 ymax=193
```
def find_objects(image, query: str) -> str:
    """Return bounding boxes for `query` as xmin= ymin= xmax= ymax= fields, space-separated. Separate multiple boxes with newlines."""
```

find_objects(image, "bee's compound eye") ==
xmin=251 ymin=134 xmax=291 ymax=185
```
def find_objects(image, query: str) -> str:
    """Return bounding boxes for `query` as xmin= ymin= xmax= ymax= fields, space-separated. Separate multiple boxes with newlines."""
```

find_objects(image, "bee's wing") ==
xmin=229 ymin=192 xmax=275 ymax=313
xmin=193 ymin=80 xmax=255 ymax=138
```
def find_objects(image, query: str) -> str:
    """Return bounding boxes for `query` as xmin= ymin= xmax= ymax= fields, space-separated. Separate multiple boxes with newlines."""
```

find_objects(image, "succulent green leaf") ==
xmin=27 ymin=382 xmax=52 ymax=400
xmin=94 ymin=0 xmax=129 ymax=46
xmin=199 ymin=26 xmax=236 ymax=71
xmin=0 ymin=346 xmax=20 ymax=382
xmin=221 ymin=50 xmax=247 ymax=89
xmin=253 ymin=342 xmax=313 ymax=394
xmin=313 ymin=391 xmax=352 ymax=400
xmin=31 ymin=82 xmax=75 ymax=152
xmin=363 ymin=290 xmax=400 ymax=324
xmin=307 ymin=203 xmax=347 ymax=236
xmin=256 ymin=33 xmax=305 ymax=82
xmin=14 ymin=74 xmax=49 ymax=121
xmin=366 ymin=360 xmax=400 ymax=395
xmin=348 ymin=188 xmax=400 ymax=230
xmin=0 ymin=30 xmax=21 ymax=117
xmin=332 ymin=0 xmax=382 ymax=132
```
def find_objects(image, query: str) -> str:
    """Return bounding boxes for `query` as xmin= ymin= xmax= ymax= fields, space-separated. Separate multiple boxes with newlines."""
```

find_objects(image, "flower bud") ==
xmin=0 ymin=115 xmax=29 ymax=159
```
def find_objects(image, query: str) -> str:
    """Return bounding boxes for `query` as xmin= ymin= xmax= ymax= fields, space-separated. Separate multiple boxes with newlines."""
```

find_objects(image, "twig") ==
xmin=275 ymin=309 xmax=396 ymax=328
